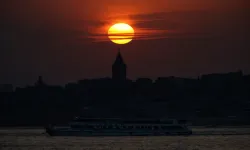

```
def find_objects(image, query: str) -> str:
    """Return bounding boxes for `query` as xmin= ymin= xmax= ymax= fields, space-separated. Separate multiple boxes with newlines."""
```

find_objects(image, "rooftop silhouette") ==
xmin=112 ymin=49 xmax=127 ymax=81
xmin=0 ymin=49 xmax=250 ymax=126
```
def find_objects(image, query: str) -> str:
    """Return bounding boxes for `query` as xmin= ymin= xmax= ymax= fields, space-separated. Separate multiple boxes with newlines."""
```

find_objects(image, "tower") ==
xmin=35 ymin=76 xmax=45 ymax=86
xmin=112 ymin=49 xmax=127 ymax=81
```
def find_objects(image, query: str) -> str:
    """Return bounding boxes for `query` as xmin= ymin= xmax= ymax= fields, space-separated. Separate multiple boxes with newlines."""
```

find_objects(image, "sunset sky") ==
xmin=1 ymin=0 xmax=249 ymax=86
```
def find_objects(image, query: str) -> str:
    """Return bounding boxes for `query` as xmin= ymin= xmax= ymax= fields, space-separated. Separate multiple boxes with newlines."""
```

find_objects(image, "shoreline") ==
xmin=1 ymin=125 xmax=250 ymax=129
xmin=1 ymin=126 xmax=250 ymax=136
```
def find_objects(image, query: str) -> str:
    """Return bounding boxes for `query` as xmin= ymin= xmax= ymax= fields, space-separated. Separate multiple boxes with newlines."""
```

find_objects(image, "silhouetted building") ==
xmin=0 ymin=84 xmax=13 ymax=92
xmin=112 ymin=49 xmax=127 ymax=81
xmin=35 ymin=76 xmax=46 ymax=87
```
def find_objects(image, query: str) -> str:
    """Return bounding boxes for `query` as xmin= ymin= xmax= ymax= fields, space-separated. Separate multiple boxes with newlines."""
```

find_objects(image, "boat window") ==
xmin=162 ymin=120 xmax=174 ymax=124
xmin=124 ymin=120 xmax=162 ymax=124
xmin=161 ymin=126 xmax=184 ymax=130
xmin=73 ymin=118 xmax=121 ymax=123
xmin=122 ymin=120 xmax=174 ymax=124
xmin=127 ymin=126 xmax=134 ymax=129
xmin=71 ymin=125 xmax=82 ymax=128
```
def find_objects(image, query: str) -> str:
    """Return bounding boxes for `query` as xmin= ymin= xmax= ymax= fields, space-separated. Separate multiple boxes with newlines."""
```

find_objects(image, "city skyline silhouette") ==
xmin=1 ymin=0 xmax=249 ymax=87
xmin=1 ymin=48 xmax=249 ymax=89
xmin=1 ymin=49 xmax=250 ymax=126
xmin=1 ymin=1 xmax=250 ymax=149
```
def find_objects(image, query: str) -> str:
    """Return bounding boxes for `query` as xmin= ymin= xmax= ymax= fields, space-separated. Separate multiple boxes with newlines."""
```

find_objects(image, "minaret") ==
xmin=112 ymin=49 xmax=127 ymax=81
xmin=35 ymin=76 xmax=46 ymax=87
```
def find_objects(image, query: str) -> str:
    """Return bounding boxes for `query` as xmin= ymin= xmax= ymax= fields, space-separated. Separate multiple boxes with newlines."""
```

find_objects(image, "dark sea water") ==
xmin=1 ymin=128 xmax=250 ymax=150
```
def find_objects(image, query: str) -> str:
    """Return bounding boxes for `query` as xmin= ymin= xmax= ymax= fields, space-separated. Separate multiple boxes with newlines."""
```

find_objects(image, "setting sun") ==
xmin=108 ymin=23 xmax=134 ymax=44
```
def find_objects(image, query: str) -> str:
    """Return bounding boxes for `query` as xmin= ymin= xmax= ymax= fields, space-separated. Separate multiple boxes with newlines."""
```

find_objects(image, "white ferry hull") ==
xmin=45 ymin=117 xmax=192 ymax=136
xmin=45 ymin=127 xmax=192 ymax=136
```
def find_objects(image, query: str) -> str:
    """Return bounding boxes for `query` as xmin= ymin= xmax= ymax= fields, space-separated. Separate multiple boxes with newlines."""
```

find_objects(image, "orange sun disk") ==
xmin=108 ymin=23 xmax=134 ymax=44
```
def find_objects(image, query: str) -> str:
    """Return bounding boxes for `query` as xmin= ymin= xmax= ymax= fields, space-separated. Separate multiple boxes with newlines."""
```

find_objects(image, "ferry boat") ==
xmin=45 ymin=117 xmax=192 ymax=136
